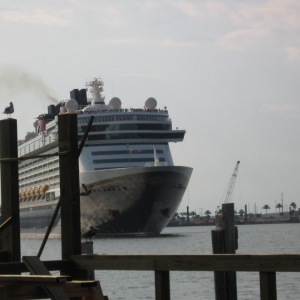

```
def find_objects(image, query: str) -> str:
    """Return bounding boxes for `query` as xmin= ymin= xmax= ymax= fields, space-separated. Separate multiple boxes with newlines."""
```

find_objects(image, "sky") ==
xmin=0 ymin=0 xmax=299 ymax=215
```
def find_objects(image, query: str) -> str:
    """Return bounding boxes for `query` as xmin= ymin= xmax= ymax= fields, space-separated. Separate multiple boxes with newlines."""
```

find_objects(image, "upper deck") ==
xmin=18 ymin=104 xmax=185 ymax=157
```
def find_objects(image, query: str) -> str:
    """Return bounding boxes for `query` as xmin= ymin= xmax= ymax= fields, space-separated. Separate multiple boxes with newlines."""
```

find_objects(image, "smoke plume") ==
xmin=0 ymin=65 xmax=59 ymax=103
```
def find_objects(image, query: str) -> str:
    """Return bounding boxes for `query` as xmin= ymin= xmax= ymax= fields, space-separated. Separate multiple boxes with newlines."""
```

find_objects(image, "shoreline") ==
xmin=167 ymin=219 xmax=300 ymax=227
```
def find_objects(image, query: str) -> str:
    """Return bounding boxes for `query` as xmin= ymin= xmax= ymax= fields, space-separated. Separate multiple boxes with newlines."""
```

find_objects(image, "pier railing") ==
xmin=0 ymin=254 xmax=298 ymax=300
xmin=71 ymin=254 xmax=300 ymax=300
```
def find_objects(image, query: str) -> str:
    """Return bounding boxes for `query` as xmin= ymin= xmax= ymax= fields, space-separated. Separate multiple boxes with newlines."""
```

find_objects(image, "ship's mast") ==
xmin=86 ymin=78 xmax=105 ymax=105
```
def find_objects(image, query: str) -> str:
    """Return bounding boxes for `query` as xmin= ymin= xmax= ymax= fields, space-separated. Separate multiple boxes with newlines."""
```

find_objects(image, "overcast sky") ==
xmin=0 ymin=0 xmax=299 ymax=215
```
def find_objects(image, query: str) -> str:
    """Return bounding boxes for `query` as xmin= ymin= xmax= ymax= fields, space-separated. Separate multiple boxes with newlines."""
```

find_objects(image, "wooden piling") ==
xmin=155 ymin=270 xmax=170 ymax=300
xmin=222 ymin=203 xmax=237 ymax=300
xmin=260 ymin=272 xmax=277 ymax=300
xmin=58 ymin=113 xmax=81 ymax=260
xmin=212 ymin=203 xmax=238 ymax=300
xmin=81 ymin=242 xmax=95 ymax=280
xmin=211 ymin=228 xmax=227 ymax=300
xmin=0 ymin=119 xmax=20 ymax=263
xmin=58 ymin=113 xmax=87 ymax=282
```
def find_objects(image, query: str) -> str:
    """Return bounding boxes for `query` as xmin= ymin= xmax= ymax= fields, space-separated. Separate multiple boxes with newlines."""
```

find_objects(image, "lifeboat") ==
xmin=29 ymin=188 xmax=35 ymax=197
xmin=25 ymin=189 xmax=30 ymax=198
xmin=20 ymin=190 xmax=25 ymax=200
xmin=34 ymin=186 xmax=40 ymax=196
xmin=39 ymin=185 xmax=49 ymax=195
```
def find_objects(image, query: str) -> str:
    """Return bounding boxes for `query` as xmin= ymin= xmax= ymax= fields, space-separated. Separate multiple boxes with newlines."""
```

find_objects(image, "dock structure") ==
xmin=0 ymin=253 xmax=298 ymax=299
xmin=0 ymin=116 xmax=299 ymax=299
xmin=0 ymin=114 xmax=107 ymax=299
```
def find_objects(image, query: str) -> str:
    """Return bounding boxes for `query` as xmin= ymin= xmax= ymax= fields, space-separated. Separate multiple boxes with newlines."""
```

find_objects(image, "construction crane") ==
xmin=224 ymin=161 xmax=240 ymax=203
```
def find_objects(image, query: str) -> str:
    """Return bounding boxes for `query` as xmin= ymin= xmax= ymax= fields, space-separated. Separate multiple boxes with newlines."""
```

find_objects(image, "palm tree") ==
xmin=190 ymin=211 xmax=196 ymax=217
xmin=276 ymin=203 xmax=282 ymax=213
xmin=263 ymin=204 xmax=270 ymax=214
xmin=290 ymin=202 xmax=297 ymax=211
xmin=238 ymin=209 xmax=244 ymax=217
xmin=204 ymin=210 xmax=211 ymax=219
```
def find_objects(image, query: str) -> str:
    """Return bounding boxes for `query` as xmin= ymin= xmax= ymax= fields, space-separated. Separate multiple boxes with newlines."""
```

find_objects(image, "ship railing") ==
xmin=76 ymin=106 xmax=169 ymax=114
xmin=145 ymin=162 xmax=168 ymax=167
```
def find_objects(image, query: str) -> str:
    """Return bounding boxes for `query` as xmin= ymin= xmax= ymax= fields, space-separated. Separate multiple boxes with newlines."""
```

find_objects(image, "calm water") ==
xmin=21 ymin=223 xmax=300 ymax=299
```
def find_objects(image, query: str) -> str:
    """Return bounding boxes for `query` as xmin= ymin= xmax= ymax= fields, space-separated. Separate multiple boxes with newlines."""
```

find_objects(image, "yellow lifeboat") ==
xmin=29 ymin=188 xmax=35 ymax=197
xmin=20 ymin=190 xmax=25 ymax=199
xmin=34 ymin=186 xmax=40 ymax=196
xmin=39 ymin=184 xmax=49 ymax=195
xmin=25 ymin=189 xmax=30 ymax=198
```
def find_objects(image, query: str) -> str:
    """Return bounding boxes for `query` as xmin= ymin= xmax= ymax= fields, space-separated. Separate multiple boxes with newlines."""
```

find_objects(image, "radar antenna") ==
xmin=224 ymin=161 xmax=240 ymax=204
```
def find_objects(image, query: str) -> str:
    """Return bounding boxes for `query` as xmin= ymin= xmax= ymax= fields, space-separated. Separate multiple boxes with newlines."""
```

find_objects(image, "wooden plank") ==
xmin=0 ymin=274 xmax=71 ymax=283
xmin=1 ymin=254 xmax=300 ymax=273
xmin=155 ymin=271 xmax=170 ymax=300
xmin=260 ymin=272 xmax=277 ymax=300
xmin=2 ymin=281 xmax=107 ymax=300
xmin=0 ymin=259 xmax=73 ymax=274
xmin=23 ymin=257 xmax=107 ymax=300
xmin=72 ymin=254 xmax=300 ymax=272
xmin=22 ymin=256 xmax=70 ymax=300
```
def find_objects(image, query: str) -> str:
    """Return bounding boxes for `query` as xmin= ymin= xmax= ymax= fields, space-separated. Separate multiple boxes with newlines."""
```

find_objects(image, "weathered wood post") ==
xmin=0 ymin=119 xmax=20 ymax=264
xmin=222 ymin=203 xmax=237 ymax=300
xmin=81 ymin=242 xmax=95 ymax=280
xmin=212 ymin=215 xmax=227 ymax=300
xmin=155 ymin=270 xmax=170 ymax=300
xmin=58 ymin=112 xmax=87 ymax=280
xmin=58 ymin=113 xmax=81 ymax=259
xmin=212 ymin=203 xmax=238 ymax=300
xmin=260 ymin=272 xmax=277 ymax=300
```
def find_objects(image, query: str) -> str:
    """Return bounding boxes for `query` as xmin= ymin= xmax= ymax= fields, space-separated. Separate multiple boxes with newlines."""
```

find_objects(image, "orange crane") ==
xmin=224 ymin=161 xmax=240 ymax=203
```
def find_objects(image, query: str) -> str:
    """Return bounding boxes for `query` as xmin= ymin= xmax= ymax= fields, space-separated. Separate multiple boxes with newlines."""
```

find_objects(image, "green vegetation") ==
xmin=263 ymin=204 xmax=270 ymax=214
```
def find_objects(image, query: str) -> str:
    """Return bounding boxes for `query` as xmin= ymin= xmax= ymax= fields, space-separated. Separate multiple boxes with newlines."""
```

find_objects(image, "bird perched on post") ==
xmin=3 ymin=102 xmax=14 ymax=118
xmin=81 ymin=226 xmax=96 ymax=242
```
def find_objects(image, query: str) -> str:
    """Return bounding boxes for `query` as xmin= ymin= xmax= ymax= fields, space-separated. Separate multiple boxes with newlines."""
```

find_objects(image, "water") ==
xmin=21 ymin=223 xmax=300 ymax=299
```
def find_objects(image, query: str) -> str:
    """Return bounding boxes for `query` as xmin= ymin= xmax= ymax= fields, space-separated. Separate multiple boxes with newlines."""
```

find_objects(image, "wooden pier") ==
xmin=0 ymin=254 xmax=299 ymax=299
xmin=0 ymin=114 xmax=299 ymax=299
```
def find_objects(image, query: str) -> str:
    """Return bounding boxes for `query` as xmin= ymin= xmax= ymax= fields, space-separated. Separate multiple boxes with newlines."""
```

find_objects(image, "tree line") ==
xmin=175 ymin=202 xmax=298 ymax=220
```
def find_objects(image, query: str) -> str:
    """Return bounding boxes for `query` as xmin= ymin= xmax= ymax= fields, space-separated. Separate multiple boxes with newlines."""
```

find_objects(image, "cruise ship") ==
xmin=17 ymin=78 xmax=193 ymax=236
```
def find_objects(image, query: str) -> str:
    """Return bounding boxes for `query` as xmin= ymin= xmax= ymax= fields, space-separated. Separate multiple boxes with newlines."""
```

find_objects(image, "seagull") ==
xmin=3 ymin=102 xmax=14 ymax=118
xmin=81 ymin=226 xmax=96 ymax=242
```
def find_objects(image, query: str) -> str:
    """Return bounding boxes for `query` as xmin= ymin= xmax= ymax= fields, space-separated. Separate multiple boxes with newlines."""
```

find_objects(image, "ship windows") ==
xmin=78 ymin=123 xmax=171 ymax=133
xmin=91 ymin=149 xmax=163 ymax=156
xmin=93 ymin=158 xmax=166 ymax=164
xmin=83 ymin=132 xmax=184 ymax=141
